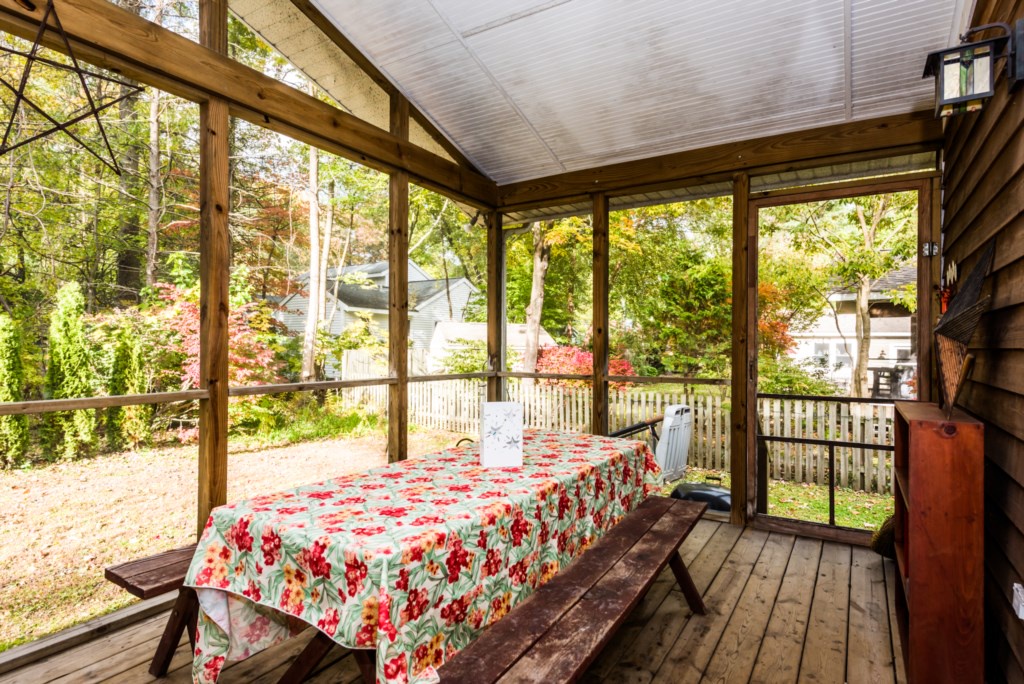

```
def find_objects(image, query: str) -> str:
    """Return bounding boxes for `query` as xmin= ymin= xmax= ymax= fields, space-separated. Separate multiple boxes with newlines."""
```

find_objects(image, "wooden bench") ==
xmin=439 ymin=496 xmax=707 ymax=683
xmin=106 ymin=544 xmax=374 ymax=683
xmin=105 ymin=544 xmax=200 ymax=677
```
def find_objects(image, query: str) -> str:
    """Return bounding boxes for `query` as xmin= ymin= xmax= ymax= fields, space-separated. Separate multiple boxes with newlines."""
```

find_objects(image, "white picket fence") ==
xmin=757 ymin=398 xmax=895 ymax=494
xmin=338 ymin=379 xmax=896 ymax=494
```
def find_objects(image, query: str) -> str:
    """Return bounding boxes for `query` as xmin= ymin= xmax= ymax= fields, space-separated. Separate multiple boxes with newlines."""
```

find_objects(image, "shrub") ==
xmin=0 ymin=314 xmax=28 ymax=467
xmin=758 ymin=355 xmax=839 ymax=396
xmin=106 ymin=328 xmax=153 ymax=450
xmin=45 ymin=283 xmax=97 ymax=460
xmin=535 ymin=345 xmax=635 ymax=389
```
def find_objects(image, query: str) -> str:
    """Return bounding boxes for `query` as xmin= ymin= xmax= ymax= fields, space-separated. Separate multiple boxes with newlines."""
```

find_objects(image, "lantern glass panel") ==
xmin=972 ymin=46 xmax=992 ymax=94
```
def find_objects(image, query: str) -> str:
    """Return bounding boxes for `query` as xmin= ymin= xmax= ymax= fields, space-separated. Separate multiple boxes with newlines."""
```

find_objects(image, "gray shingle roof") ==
xmin=325 ymin=278 xmax=455 ymax=312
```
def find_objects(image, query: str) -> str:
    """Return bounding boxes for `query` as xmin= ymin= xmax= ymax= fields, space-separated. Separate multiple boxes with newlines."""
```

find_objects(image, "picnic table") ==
xmin=185 ymin=430 xmax=660 ymax=684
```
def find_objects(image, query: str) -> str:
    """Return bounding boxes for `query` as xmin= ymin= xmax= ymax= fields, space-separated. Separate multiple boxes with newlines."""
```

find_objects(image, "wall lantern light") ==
xmin=923 ymin=21 xmax=1024 ymax=117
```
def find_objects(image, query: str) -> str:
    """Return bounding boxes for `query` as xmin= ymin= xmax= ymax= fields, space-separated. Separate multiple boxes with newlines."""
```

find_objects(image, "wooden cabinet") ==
xmin=893 ymin=401 xmax=984 ymax=683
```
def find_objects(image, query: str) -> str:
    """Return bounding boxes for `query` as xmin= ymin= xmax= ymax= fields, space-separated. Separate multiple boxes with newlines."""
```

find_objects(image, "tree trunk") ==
xmin=852 ymin=275 xmax=872 ymax=397
xmin=522 ymin=221 xmax=552 ymax=375
xmin=145 ymin=88 xmax=161 ymax=287
xmin=320 ymin=180 xmax=334 ymax=318
xmin=300 ymin=142 xmax=321 ymax=382
xmin=114 ymin=74 xmax=142 ymax=300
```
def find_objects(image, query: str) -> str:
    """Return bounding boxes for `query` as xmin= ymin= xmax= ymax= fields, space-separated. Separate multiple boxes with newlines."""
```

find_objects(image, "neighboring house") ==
xmin=426 ymin=321 xmax=557 ymax=373
xmin=789 ymin=264 xmax=917 ymax=398
xmin=273 ymin=259 xmax=479 ymax=377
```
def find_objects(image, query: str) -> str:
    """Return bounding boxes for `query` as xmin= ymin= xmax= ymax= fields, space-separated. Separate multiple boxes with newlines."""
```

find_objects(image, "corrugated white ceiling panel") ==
xmin=850 ymin=0 xmax=959 ymax=119
xmin=297 ymin=0 xmax=966 ymax=185
xmin=383 ymin=40 xmax=564 ymax=181
xmin=468 ymin=0 xmax=846 ymax=170
xmin=313 ymin=0 xmax=455 ymax=66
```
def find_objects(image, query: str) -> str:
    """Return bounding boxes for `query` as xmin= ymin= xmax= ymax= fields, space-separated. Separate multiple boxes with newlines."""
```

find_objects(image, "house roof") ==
xmin=324 ymin=277 xmax=472 ymax=312
xmin=871 ymin=264 xmax=917 ymax=293
xmin=830 ymin=263 xmax=918 ymax=302
xmin=234 ymin=0 xmax=970 ymax=185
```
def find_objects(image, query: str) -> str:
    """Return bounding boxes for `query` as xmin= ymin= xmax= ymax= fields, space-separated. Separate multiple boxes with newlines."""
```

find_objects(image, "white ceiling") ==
xmin=307 ymin=0 xmax=972 ymax=185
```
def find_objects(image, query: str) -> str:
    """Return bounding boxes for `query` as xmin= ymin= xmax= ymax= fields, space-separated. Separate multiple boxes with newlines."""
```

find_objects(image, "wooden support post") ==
xmin=916 ymin=176 xmax=941 ymax=403
xmin=730 ymin=173 xmax=751 ymax=526
xmin=592 ymin=192 xmax=609 ymax=436
xmin=197 ymin=0 xmax=229 ymax=536
xmin=388 ymin=93 xmax=410 ymax=463
xmin=486 ymin=209 xmax=505 ymax=402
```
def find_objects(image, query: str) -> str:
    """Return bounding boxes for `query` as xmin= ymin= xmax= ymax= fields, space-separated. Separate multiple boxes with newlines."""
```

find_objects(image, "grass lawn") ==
xmin=663 ymin=467 xmax=894 ymax=531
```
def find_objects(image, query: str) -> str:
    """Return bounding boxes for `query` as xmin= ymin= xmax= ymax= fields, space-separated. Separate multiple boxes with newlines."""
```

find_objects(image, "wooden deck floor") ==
xmin=1 ymin=520 xmax=905 ymax=683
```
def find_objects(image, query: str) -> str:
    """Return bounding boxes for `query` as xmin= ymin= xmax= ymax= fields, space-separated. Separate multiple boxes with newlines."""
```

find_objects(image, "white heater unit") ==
xmin=655 ymin=404 xmax=692 ymax=481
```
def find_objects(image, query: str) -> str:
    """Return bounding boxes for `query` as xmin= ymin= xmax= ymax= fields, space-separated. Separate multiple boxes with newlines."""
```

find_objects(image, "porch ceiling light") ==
xmin=923 ymin=21 xmax=1024 ymax=118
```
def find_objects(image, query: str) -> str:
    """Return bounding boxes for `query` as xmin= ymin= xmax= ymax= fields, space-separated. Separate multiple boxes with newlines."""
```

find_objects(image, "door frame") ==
xmin=735 ymin=171 xmax=941 ymax=534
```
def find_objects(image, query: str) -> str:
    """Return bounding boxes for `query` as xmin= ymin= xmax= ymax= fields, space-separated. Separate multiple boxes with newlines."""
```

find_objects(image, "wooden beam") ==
xmin=286 ymin=0 xmax=482 ymax=175
xmin=917 ymin=176 xmax=941 ymax=403
xmin=388 ymin=93 xmax=410 ymax=463
xmin=197 ymin=0 xmax=229 ymax=537
xmin=486 ymin=209 xmax=505 ymax=402
xmin=0 ymin=390 xmax=207 ymax=416
xmin=498 ymin=112 xmax=942 ymax=208
xmin=0 ymin=0 xmax=497 ymax=207
xmin=730 ymin=173 xmax=751 ymax=526
xmin=592 ymin=193 xmax=610 ymax=436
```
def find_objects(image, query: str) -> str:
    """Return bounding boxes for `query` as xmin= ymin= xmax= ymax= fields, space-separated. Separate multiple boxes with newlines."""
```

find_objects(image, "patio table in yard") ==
xmin=185 ymin=430 xmax=661 ymax=684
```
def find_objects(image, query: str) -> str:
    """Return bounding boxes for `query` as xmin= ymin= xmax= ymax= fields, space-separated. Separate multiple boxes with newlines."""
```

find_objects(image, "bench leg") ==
xmin=149 ymin=588 xmax=198 ymax=677
xmin=278 ymin=630 xmax=336 ymax=684
xmin=669 ymin=553 xmax=707 ymax=615
xmin=353 ymin=650 xmax=377 ymax=684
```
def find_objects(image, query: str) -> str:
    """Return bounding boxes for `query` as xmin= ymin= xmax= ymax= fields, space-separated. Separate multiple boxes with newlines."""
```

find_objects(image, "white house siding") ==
xmin=791 ymin=312 xmax=914 ymax=394
xmin=409 ymin=280 xmax=475 ymax=350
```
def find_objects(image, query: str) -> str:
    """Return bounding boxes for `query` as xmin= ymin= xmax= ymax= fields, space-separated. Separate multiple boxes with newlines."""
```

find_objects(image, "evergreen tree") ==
xmin=45 ymin=283 xmax=97 ymax=459
xmin=106 ymin=327 xmax=153 ymax=450
xmin=0 ymin=314 xmax=28 ymax=467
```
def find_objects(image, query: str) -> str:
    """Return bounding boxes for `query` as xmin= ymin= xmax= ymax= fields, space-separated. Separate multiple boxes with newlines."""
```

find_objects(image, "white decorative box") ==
xmin=480 ymin=401 xmax=524 ymax=468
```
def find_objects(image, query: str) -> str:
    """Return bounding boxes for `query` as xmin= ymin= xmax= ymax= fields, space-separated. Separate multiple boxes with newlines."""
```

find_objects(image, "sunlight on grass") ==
xmin=662 ymin=467 xmax=894 ymax=531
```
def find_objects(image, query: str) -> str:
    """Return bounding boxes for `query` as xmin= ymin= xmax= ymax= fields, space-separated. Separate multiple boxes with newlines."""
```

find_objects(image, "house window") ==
xmin=834 ymin=344 xmax=852 ymax=367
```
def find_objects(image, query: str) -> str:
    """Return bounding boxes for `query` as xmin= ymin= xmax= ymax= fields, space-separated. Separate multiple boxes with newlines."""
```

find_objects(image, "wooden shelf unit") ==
xmin=892 ymin=401 xmax=984 ymax=683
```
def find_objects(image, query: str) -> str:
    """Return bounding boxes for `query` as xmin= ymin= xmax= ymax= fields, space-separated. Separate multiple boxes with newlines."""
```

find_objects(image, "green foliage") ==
xmin=0 ymin=315 xmax=28 ymax=467
xmin=757 ymin=355 xmax=839 ymax=396
xmin=105 ymin=327 xmax=153 ymax=451
xmin=886 ymin=283 xmax=918 ymax=313
xmin=438 ymin=338 xmax=520 ymax=374
xmin=505 ymin=217 xmax=592 ymax=344
xmin=45 ymin=284 xmax=97 ymax=460
xmin=229 ymin=393 xmax=382 ymax=448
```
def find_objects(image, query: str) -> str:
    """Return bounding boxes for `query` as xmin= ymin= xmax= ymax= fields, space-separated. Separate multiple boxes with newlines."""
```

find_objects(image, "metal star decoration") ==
xmin=0 ymin=0 xmax=143 ymax=175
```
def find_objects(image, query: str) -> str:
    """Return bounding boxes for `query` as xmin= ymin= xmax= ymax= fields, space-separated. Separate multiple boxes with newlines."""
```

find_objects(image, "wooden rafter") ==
xmin=286 ymin=0 xmax=483 ymax=176
xmin=0 ymin=0 xmax=497 ymax=207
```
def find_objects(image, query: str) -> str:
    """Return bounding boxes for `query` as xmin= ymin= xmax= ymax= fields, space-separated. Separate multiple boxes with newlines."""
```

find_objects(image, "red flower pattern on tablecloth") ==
xmin=186 ymin=431 xmax=659 ymax=684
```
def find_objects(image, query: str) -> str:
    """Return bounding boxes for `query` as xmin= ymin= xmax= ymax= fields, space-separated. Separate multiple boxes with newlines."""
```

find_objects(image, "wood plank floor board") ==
xmin=797 ymin=541 xmax=853 ymax=683
xmin=1 ymin=523 xmax=905 ymax=684
xmin=847 ymin=547 xmax=896 ymax=684
xmin=883 ymin=559 xmax=907 ymax=684
xmin=648 ymin=528 xmax=771 ymax=684
xmin=598 ymin=522 xmax=744 ymax=682
xmin=700 ymin=533 xmax=797 ymax=683
xmin=0 ymin=614 xmax=169 ymax=684
xmin=748 ymin=537 xmax=823 ymax=684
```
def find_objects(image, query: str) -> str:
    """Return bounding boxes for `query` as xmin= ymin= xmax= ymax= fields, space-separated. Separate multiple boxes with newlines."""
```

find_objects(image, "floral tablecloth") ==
xmin=185 ymin=430 xmax=660 ymax=684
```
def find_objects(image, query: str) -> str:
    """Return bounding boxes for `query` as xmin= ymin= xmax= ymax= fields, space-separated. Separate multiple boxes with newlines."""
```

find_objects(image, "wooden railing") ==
xmin=756 ymin=394 xmax=896 ymax=494
xmin=344 ymin=379 xmax=898 ymax=495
